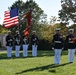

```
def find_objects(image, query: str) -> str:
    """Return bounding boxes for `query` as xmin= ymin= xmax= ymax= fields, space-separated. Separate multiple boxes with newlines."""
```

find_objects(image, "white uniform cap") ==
xmin=16 ymin=30 xmax=19 ymax=34
xmin=16 ymin=30 xmax=19 ymax=33
xmin=32 ymin=31 xmax=36 ymax=33
xmin=8 ymin=30 xmax=11 ymax=33
xmin=69 ymin=29 xmax=74 ymax=32
xmin=56 ymin=28 xmax=61 ymax=31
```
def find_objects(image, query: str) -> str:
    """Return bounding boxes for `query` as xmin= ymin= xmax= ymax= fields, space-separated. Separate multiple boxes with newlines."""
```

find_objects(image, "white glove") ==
xmin=10 ymin=39 xmax=12 ymax=41
xmin=52 ymin=47 xmax=54 ymax=50
xmin=62 ymin=48 xmax=64 ymax=50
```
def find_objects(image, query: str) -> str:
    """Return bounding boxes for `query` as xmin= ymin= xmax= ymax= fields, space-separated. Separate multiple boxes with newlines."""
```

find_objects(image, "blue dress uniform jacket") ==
xmin=6 ymin=35 xmax=13 ymax=46
xmin=65 ymin=34 xmax=76 ymax=49
xmin=52 ymin=34 xmax=64 ymax=49
xmin=22 ymin=35 xmax=29 ymax=45
xmin=31 ymin=35 xmax=39 ymax=45
xmin=14 ymin=34 xmax=21 ymax=45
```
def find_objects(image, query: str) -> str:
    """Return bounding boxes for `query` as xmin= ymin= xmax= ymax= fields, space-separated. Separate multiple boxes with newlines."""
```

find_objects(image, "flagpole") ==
xmin=22 ymin=0 xmax=33 ymax=46
xmin=17 ymin=6 xmax=19 ymax=31
xmin=28 ymin=0 xmax=33 ymax=47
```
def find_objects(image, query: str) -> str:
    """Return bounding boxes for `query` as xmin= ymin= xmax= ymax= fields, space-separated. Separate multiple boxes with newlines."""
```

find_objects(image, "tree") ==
xmin=58 ymin=0 xmax=76 ymax=25
xmin=8 ymin=0 xmax=47 ymax=35
xmin=39 ymin=14 xmax=48 ymax=25
xmin=69 ymin=24 xmax=76 ymax=34
xmin=49 ymin=16 xmax=57 ymax=25
xmin=0 ymin=25 xmax=8 ymax=34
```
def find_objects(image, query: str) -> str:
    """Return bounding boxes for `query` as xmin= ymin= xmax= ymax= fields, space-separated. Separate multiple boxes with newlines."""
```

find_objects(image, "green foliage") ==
xmin=37 ymin=23 xmax=68 ymax=42
xmin=69 ymin=24 xmax=76 ymax=35
xmin=49 ymin=16 xmax=57 ymax=25
xmin=57 ymin=23 xmax=69 ymax=38
xmin=0 ymin=25 xmax=8 ymax=34
xmin=59 ymin=0 xmax=76 ymax=24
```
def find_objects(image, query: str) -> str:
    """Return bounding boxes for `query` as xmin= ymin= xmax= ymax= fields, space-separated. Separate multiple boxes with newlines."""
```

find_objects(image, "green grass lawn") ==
xmin=0 ymin=50 xmax=76 ymax=75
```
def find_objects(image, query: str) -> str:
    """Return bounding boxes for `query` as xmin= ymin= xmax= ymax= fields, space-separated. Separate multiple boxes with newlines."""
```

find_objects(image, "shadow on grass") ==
xmin=0 ymin=52 xmax=33 ymax=60
xmin=0 ymin=50 xmax=68 ymax=60
xmin=0 ymin=50 xmax=53 ymax=60
xmin=16 ymin=62 xmax=71 ymax=74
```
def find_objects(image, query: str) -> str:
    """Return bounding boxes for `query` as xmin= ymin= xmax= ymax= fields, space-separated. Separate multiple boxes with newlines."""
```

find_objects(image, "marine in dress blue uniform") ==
xmin=22 ymin=33 xmax=29 ymax=57
xmin=31 ymin=31 xmax=39 ymax=57
xmin=14 ymin=31 xmax=21 ymax=57
xmin=65 ymin=29 xmax=75 ymax=63
xmin=6 ymin=31 xmax=13 ymax=57
xmin=52 ymin=28 xmax=64 ymax=64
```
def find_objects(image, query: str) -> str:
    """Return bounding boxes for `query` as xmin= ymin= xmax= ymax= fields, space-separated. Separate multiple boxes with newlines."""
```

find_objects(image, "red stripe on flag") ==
xmin=4 ymin=9 xmax=19 ymax=28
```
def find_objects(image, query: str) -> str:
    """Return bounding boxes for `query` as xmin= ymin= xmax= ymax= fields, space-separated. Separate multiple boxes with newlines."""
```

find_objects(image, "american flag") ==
xmin=4 ymin=8 xmax=19 ymax=28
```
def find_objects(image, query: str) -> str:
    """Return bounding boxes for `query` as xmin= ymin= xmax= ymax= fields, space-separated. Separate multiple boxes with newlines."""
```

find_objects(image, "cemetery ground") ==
xmin=0 ymin=50 xmax=76 ymax=75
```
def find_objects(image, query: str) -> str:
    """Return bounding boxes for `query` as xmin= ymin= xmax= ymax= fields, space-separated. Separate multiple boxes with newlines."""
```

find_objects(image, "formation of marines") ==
xmin=6 ymin=30 xmax=39 ymax=58
xmin=6 ymin=28 xmax=76 ymax=64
